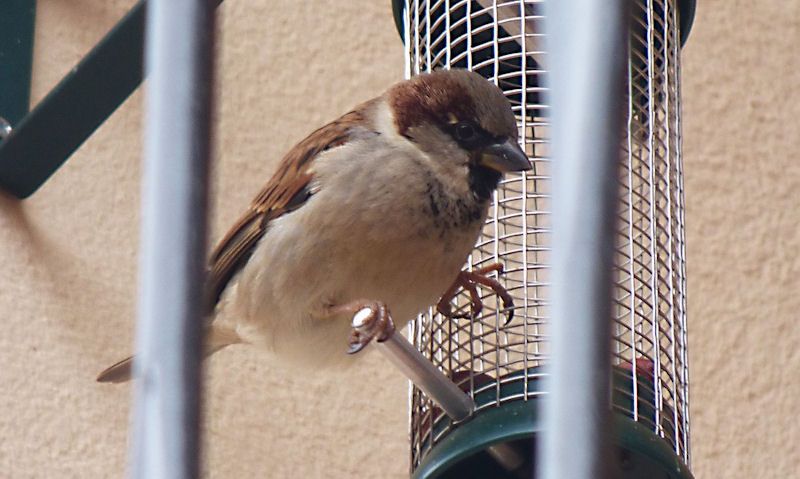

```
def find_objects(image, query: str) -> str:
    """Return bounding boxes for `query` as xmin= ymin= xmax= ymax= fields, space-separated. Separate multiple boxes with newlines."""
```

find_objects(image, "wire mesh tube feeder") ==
xmin=352 ymin=1 xmax=697 ymax=478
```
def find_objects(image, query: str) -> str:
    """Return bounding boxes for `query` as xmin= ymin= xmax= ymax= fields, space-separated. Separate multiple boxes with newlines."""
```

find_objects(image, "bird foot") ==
xmin=344 ymin=301 xmax=396 ymax=354
xmin=436 ymin=262 xmax=515 ymax=324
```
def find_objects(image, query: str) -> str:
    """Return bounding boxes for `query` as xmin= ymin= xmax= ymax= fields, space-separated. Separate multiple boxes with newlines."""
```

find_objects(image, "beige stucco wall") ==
xmin=0 ymin=0 xmax=796 ymax=477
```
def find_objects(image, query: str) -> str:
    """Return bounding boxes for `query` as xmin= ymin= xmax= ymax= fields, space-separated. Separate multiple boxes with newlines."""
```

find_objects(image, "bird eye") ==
xmin=455 ymin=122 xmax=476 ymax=141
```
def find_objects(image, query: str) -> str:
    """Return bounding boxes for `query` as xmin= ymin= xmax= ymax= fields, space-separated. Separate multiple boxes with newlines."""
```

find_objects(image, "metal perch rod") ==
xmin=350 ymin=309 xmax=474 ymax=422
xmin=351 ymin=311 xmax=526 ymax=474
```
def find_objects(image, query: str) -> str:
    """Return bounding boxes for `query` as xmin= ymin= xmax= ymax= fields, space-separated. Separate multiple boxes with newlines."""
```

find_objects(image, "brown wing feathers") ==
xmin=97 ymin=102 xmax=377 ymax=383
xmin=205 ymin=102 xmax=375 ymax=310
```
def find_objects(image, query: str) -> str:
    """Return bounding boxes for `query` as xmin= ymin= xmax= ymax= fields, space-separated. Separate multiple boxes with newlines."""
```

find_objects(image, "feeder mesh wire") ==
xmin=403 ymin=0 xmax=689 ymax=470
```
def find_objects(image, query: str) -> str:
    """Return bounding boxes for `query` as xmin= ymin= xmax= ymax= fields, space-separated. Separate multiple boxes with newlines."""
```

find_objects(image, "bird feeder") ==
xmin=386 ymin=1 xmax=697 ymax=477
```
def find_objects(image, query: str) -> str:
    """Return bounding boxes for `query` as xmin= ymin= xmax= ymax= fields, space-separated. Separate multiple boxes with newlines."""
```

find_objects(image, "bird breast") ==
xmin=223 ymin=136 xmax=488 ymax=367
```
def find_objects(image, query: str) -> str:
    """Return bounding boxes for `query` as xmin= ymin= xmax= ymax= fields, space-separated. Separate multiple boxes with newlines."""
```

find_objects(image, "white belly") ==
xmin=222 ymin=214 xmax=480 ymax=369
xmin=216 ymin=139 xmax=487 ymax=368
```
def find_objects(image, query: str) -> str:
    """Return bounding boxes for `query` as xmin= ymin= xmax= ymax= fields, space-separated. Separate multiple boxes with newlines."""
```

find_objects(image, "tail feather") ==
xmin=97 ymin=357 xmax=134 ymax=383
xmin=96 ymin=325 xmax=241 ymax=384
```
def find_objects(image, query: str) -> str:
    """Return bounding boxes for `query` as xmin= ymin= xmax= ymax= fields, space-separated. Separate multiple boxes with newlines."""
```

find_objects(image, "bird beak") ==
xmin=478 ymin=138 xmax=531 ymax=173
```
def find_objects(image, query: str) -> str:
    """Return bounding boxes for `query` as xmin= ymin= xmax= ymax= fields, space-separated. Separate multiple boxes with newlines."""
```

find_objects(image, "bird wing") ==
xmin=206 ymin=101 xmax=377 ymax=310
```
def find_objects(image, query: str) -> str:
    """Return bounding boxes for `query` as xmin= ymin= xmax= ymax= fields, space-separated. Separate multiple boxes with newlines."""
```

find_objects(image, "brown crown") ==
xmin=388 ymin=71 xmax=478 ymax=138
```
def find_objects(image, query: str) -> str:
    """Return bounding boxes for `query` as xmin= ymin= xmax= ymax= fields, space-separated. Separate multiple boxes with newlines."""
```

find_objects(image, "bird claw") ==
xmin=346 ymin=301 xmax=395 ymax=354
xmin=436 ymin=262 xmax=515 ymax=325
xmin=498 ymin=306 xmax=516 ymax=325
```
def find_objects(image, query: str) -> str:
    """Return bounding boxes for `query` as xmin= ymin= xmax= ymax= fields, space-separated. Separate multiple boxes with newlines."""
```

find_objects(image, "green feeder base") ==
xmin=412 ymin=367 xmax=692 ymax=479
xmin=413 ymin=402 xmax=693 ymax=479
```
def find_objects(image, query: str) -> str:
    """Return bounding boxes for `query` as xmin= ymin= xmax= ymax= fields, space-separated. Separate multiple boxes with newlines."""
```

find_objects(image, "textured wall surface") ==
xmin=682 ymin=1 xmax=800 ymax=477
xmin=0 ymin=0 xmax=796 ymax=478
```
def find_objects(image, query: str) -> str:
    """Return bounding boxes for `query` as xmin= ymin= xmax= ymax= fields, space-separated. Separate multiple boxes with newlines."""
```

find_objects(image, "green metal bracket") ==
xmin=0 ymin=1 xmax=145 ymax=198
xmin=0 ymin=0 xmax=36 ymax=127
xmin=0 ymin=0 xmax=223 ymax=199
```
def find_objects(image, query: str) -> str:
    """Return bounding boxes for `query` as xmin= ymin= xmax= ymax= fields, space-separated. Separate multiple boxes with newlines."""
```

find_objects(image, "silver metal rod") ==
xmin=538 ymin=1 xmax=628 ymax=479
xmin=130 ymin=0 xmax=215 ymax=478
xmin=377 ymin=325 xmax=527 ymax=473
xmin=376 ymin=332 xmax=474 ymax=422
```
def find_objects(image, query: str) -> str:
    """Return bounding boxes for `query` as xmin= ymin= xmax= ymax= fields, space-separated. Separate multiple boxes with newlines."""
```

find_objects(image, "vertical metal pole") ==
xmin=538 ymin=2 xmax=627 ymax=479
xmin=130 ymin=0 xmax=215 ymax=478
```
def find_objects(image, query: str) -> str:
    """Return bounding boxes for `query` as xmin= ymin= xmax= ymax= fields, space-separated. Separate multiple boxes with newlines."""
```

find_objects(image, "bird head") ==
xmin=386 ymin=69 xmax=531 ymax=200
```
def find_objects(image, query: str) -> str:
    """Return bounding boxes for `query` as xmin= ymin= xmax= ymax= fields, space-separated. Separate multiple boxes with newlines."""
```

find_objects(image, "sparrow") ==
xmin=97 ymin=69 xmax=530 ymax=383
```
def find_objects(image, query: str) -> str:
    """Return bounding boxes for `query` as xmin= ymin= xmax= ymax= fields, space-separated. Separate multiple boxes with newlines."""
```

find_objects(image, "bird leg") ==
xmin=326 ymin=300 xmax=396 ymax=354
xmin=436 ymin=262 xmax=516 ymax=324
